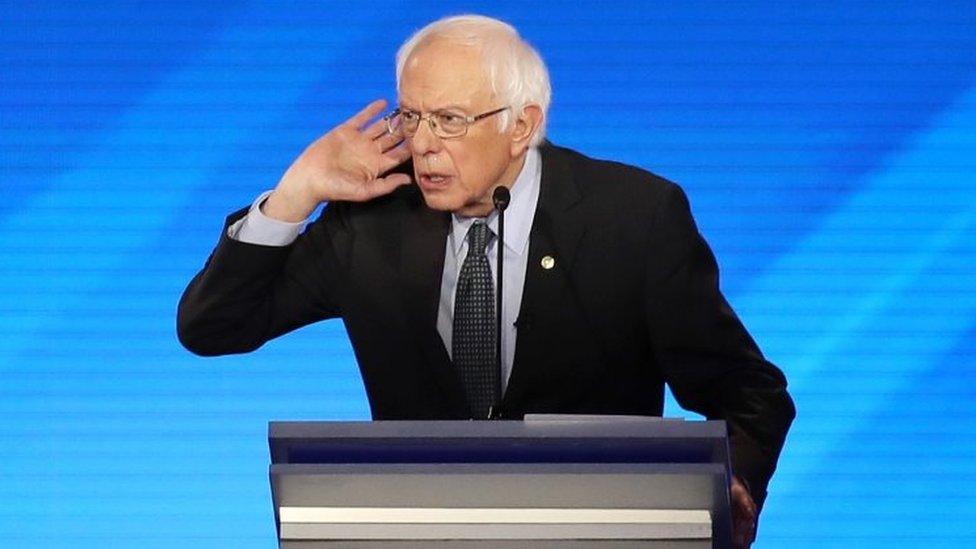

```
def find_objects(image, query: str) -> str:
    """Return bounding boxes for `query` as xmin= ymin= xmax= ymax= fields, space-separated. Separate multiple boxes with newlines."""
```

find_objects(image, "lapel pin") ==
xmin=541 ymin=255 xmax=556 ymax=270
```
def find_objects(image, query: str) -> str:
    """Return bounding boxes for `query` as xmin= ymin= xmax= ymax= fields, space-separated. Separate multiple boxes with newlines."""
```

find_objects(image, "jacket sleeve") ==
xmin=176 ymin=203 xmax=346 ymax=356
xmin=644 ymin=182 xmax=796 ymax=511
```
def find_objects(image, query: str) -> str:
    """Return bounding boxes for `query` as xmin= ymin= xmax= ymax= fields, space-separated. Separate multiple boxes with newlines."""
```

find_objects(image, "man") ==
xmin=178 ymin=15 xmax=794 ymax=548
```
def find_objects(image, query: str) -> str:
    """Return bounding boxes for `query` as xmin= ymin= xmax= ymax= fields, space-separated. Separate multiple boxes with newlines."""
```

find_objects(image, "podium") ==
xmin=269 ymin=417 xmax=733 ymax=548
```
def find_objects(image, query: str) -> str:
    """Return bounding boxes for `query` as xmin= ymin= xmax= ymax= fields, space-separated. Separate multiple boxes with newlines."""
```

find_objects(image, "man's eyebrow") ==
xmin=397 ymin=103 xmax=467 ymax=113
xmin=432 ymin=104 xmax=466 ymax=112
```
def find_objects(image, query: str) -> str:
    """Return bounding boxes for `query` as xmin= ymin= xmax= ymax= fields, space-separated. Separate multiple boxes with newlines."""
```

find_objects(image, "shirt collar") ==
xmin=448 ymin=147 xmax=542 ymax=258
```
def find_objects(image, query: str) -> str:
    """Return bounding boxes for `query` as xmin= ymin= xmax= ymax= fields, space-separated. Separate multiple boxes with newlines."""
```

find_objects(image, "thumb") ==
xmin=384 ymin=173 xmax=412 ymax=188
xmin=364 ymin=173 xmax=412 ymax=199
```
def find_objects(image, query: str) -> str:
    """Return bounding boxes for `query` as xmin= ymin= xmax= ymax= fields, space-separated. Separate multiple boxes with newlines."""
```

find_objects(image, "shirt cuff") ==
xmin=227 ymin=190 xmax=306 ymax=246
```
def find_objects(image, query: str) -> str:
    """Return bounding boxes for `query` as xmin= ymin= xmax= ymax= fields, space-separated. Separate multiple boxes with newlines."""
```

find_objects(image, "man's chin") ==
xmin=419 ymin=189 xmax=461 ymax=212
xmin=419 ymin=189 xmax=492 ymax=217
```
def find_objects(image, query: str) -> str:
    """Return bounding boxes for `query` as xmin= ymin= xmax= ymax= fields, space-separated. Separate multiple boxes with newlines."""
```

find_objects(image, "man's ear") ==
xmin=509 ymin=104 xmax=543 ymax=155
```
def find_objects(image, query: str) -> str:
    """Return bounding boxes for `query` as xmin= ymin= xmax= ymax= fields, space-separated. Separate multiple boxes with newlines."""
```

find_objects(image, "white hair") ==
xmin=395 ymin=14 xmax=551 ymax=147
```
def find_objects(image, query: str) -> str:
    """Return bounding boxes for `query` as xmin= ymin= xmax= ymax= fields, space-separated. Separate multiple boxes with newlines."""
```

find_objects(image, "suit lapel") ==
xmin=505 ymin=145 xmax=588 ymax=404
xmin=400 ymin=192 xmax=449 ymax=330
xmin=398 ymin=190 xmax=467 ymax=413
xmin=530 ymin=145 xmax=586 ymax=272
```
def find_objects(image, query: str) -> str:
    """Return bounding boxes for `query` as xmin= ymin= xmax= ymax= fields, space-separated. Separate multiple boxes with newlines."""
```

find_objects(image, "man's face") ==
xmin=398 ymin=40 xmax=523 ymax=217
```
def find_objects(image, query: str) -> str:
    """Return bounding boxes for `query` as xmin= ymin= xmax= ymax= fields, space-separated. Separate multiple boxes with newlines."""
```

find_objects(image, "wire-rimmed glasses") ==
xmin=385 ymin=106 xmax=509 ymax=139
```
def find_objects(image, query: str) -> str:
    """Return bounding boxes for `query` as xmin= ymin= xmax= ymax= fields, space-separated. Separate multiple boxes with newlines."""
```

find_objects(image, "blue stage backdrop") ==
xmin=2 ymin=1 xmax=975 ymax=547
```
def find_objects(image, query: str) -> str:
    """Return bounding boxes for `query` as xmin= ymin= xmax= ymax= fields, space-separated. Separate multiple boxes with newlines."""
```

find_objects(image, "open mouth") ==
xmin=418 ymin=173 xmax=453 ymax=189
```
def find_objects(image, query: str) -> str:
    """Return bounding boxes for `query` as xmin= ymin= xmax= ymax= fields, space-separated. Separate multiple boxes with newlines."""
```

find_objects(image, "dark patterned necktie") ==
xmin=452 ymin=221 xmax=498 ymax=419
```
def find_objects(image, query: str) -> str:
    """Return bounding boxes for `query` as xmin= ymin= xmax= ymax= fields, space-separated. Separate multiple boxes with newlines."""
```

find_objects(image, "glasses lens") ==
xmin=434 ymin=112 xmax=467 ymax=137
xmin=398 ymin=111 xmax=420 ymax=135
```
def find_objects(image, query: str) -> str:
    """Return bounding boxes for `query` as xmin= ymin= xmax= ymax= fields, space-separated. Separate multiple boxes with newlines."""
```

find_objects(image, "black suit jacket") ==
xmin=178 ymin=142 xmax=795 ymax=509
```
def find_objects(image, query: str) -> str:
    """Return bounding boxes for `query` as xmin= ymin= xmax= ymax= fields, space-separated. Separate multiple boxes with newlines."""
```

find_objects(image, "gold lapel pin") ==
xmin=541 ymin=255 xmax=556 ymax=270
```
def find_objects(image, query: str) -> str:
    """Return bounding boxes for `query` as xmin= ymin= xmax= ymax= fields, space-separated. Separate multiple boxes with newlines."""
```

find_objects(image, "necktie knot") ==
xmin=467 ymin=221 xmax=491 ymax=257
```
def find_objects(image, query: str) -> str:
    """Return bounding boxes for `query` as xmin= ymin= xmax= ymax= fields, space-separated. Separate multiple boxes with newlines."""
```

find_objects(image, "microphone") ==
xmin=492 ymin=185 xmax=511 ymax=211
xmin=490 ymin=186 xmax=510 ymax=419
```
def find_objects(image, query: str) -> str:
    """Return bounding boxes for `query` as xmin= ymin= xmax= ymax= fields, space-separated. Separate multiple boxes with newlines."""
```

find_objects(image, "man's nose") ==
xmin=408 ymin=117 xmax=442 ymax=156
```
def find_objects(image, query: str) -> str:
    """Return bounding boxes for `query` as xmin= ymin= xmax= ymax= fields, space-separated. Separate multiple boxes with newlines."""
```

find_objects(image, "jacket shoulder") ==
xmin=539 ymin=142 xmax=688 ymax=224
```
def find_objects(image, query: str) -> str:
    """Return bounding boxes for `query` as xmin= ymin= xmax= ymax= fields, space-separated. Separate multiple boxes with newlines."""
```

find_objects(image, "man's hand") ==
xmin=731 ymin=475 xmax=757 ymax=548
xmin=263 ymin=99 xmax=413 ymax=222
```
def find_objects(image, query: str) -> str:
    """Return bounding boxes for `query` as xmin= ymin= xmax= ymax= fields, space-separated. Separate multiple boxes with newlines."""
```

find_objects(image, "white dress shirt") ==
xmin=436 ymin=148 xmax=541 ymax=394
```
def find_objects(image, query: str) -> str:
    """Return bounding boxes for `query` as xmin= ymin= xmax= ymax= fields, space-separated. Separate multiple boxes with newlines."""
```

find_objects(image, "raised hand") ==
xmin=262 ymin=99 xmax=413 ymax=222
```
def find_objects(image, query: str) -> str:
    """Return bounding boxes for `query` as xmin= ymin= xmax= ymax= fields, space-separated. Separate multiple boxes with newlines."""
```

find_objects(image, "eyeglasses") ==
xmin=385 ymin=106 xmax=509 ymax=139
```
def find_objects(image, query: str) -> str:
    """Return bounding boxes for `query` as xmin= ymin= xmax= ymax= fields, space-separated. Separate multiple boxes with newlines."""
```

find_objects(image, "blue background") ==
xmin=2 ymin=1 xmax=975 ymax=547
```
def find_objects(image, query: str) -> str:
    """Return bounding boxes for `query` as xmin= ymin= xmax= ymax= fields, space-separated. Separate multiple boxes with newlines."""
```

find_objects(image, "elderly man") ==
xmin=178 ymin=14 xmax=794 ymax=547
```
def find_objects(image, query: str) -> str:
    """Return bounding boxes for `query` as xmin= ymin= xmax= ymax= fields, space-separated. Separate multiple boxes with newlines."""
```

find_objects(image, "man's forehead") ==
xmin=398 ymin=40 xmax=492 ymax=110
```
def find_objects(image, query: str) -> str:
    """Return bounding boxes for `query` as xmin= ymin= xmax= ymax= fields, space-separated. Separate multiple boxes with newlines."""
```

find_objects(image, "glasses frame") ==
xmin=385 ymin=105 xmax=510 ymax=139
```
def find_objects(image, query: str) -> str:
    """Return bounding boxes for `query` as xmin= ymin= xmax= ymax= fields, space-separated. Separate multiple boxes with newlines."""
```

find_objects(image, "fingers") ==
xmin=345 ymin=99 xmax=388 ymax=130
xmin=375 ymin=131 xmax=404 ymax=153
xmin=730 ymin=480 xmax=757 ymax=548
xmin=378 ymin=143 xmax=412 ymax=173
xmin=362 ymin=172 xmax=412 ymax=199
xmin=350 ymin=101 xmax=401 ymax=152
xmin=364 ymin=117 xmax=389 ymax=140
xmin=733 ymin=516 xmax=755 ymax=548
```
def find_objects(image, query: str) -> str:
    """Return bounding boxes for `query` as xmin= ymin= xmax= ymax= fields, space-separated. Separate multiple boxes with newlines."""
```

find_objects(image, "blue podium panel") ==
xmin=270 ymin=419 xmax=729 ymax=466
xmin=269 ymin=419 xmax=732 ymax=548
